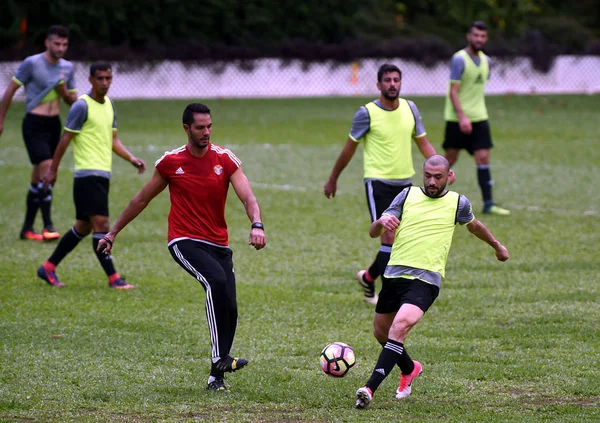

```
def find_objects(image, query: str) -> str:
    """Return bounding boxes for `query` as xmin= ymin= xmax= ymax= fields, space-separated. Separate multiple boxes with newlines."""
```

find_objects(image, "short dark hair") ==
xmin=182 ymin=103 xmax=211 ymax=125
xmin=47 ymin=25 xmax=70 ymax=39
xmin=377 ymin=64 xmax=402 ymax=82
xmin=90 ymin=61 xmax=111 ymax=77
xmin=469 ymin=21 xmax=488 ymax=33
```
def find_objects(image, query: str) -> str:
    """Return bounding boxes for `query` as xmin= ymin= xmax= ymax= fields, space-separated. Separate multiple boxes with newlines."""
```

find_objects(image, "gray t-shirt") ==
xmin=450 ymin=50 xmax=492 ymax=81
xmin=65 ymin=94 xmax=117 ymax=179
xmin=13 ymin=53 xmax=76 ymax=113
xmin=382 ymin=187 xmax=474 ymax=288
xmin=349 ymin=98 xmax=426 ymax=140
xmin=349 ymin=98 xmax=426 ymax=186
xmin=65 ymin=94 xmax=117 ymax=132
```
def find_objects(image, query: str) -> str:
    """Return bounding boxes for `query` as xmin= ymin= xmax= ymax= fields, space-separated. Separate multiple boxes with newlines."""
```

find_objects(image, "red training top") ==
xmin=155 ymin=143 xmax=241 ymax=246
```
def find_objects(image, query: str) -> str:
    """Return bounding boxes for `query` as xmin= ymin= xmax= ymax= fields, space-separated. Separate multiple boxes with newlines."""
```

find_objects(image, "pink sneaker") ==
xmin=356 ymin=270 xmax=378 ymax=304
xmin=396 ymin=360 xmax=422 ymax=399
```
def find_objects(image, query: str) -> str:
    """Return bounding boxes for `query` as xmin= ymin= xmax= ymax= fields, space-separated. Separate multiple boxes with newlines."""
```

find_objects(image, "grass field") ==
xmin=0 ymin=95 xmax=599 ymax=422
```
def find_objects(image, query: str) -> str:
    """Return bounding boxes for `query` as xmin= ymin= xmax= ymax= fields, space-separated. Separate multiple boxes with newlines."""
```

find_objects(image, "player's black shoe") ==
xmin=213 ymin=355 xmax=248 ymax=373
xmin=206 ymin=378 xmax=228 ymax=391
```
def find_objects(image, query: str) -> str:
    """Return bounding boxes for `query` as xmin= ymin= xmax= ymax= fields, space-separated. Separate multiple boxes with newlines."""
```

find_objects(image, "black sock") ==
xmin=48 ymin=227 xmax=86 ymax=266
xmin=398 ymin=346 xmax=415 ymax=375
xmin=379 ymin=340 xmax=414 ymax=373
xmin=22 ymin=183 xmax=40 ymax=232
xmin=367 ymin=244 xmax=392 ymax=280
xmin=38 ymin=181 xmax=54 ymax=228
xmin=477 ymin=165 xmax=493 ymax=208
xmin=92 ymin=232 xmax=117 ymax=277
xmin=365 ymin=339 xmax=404 ymax=393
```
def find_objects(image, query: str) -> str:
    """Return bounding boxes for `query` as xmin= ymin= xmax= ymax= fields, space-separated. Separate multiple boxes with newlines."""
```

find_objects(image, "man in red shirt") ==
xmin=97 ymin=103 xmax=267 ymax=391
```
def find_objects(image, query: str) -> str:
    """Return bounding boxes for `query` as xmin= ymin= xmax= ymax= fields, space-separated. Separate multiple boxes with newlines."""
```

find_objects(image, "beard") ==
xmin=382 ymin=90 xmax=399 ymax=101
xmin=468 ymin=41 xmax=483 ymax=52
xmin=425 ymin=184 xmax=446 ymax=198
xmin=190 ymin=135 xmax=209 ymax=148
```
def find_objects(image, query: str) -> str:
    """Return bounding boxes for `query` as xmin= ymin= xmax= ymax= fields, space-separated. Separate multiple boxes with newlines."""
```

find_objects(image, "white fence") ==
xmin=1 ymin=56 xmax=599 ymax=100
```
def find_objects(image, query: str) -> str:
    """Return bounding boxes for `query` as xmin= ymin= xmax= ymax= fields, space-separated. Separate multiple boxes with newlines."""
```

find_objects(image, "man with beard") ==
xmin=443 ymin=21 xmax=510 ymax=216
xmin=324 ymin=63 xmax=445 ymax=304
xmin=0 ymin=25 xmax=77 ymax=241
xmin=37 ymin=62 xmax=146 ymax=289
xmin=355 ymin=154 xmax=509 ymax=409
xmin=96 ymin=103 xmax=267 ymax=391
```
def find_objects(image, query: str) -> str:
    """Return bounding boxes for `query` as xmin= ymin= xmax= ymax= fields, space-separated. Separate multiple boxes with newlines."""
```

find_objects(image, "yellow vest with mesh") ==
xmin=444 ymin=50 xmax=489 ymax=122
xmin=70 ymin=94 xmax=114 ymax=172
xmin=360 ymin=100 xmax=417 ymax=179
xmin=388 ymin=187 xmax=460 ymax=277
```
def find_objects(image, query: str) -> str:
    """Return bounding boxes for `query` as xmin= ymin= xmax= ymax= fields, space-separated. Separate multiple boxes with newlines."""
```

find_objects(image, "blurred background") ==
xmin=1 ymin=0 xmax=599 ymax=98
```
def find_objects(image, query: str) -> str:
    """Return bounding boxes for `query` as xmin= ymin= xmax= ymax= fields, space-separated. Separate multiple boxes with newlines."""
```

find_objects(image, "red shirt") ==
xmin=155 ymin=143 xmax=241 ymax=246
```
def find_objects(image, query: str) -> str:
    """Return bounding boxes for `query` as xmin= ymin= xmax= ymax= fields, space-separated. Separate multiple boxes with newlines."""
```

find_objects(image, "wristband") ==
xmin=251 ymin=222 xmax=264 ymax=230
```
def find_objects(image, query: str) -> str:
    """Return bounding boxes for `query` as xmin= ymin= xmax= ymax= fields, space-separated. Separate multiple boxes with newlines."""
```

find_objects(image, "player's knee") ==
xmin=474 ymin=150 xmax=490 ymax=165
xmin=389 ymin=318 xmax=415 ymax=339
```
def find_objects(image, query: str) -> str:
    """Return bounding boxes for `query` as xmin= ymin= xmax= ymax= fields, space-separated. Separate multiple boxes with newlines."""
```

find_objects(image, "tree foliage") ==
xmin=0 ymin=0 xmax=598 ymax=68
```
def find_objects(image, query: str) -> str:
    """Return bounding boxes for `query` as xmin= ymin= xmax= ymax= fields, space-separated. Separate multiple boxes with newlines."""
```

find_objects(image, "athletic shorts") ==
xmin=22 ymin=113 xmax=62 ymax=165
xmin=73 ymin=176 xmax=110 ymax=221
xmin=443 ymin=120 xmax=493 ymax=155
xmin=375 ymin=277 xmax=440 ymax=314
xmin=365 ymin=180 xmax=411 ymax=222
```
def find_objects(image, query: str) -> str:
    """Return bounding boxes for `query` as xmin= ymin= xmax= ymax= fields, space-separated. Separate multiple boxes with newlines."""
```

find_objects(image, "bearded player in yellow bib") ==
xmin=355 ymin=154 xmax=509 ymax=409
xmin=443 ymin=21 xmax=510 ymax=216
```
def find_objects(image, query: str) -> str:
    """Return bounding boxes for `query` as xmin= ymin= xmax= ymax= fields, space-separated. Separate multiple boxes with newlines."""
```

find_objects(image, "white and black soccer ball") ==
xmin=320 ymin=342 xmax=356 ymax=377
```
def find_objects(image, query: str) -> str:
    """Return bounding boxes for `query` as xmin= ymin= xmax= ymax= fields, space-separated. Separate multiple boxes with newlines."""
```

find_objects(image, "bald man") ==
xmin=355 ymin=154 xmax=509 ymax=409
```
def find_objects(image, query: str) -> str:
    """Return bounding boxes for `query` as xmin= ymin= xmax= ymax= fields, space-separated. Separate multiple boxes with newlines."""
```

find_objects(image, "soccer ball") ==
xmin=320 ymin=342 xmax=356 ymax=377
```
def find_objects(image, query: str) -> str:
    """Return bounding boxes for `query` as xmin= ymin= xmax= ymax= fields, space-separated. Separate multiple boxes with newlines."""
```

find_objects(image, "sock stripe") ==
xmin=70 ymin=227 xmax=85 ymax=239
xmin=384 ymin=342 xmax=404 ymax=355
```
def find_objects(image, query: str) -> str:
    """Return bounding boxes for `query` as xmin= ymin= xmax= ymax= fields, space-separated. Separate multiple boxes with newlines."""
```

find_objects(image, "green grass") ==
xmin=0 ymin=95 xmax=599 ymax=422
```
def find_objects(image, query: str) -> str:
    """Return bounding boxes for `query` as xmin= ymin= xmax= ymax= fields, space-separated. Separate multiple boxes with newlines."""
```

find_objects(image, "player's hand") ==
xmin=459 ymin=116 xmax=472 ymax=135
xmin=324 ymin=180 xmax=337 ymax=199
xmin=55 ymin=83 xmax=68 ymax=99
xmin=131 ymin=157 xmax=147 ymax=174
xmin=495 ymin=244 xmax=509 ymax=262
xmin=379 ymin=214 xmax=400 ymax=232
xmin=96 ymin=233 xmax=115 ymax=255
xmin=448 ymin=169 xmax=456 ymax=185
xmin=43 ymin=169 xmax=57 ymax=189
xmin=249 ymin=228 xmax=266 ymax=250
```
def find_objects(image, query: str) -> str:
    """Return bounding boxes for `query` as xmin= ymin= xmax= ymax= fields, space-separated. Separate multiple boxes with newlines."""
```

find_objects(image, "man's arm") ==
xmin=369 ymin=214 xmax=400 ymax=238
xmin=413 ymin=135 xmax=437 ymax=158
xmin=230 ymin=168 xmax=266 ymax=250
xmin=0 ymin=80 xmax=21 ymax=137
xmin=98 ymin=169 xmax=168 ymax=254
xmin=43 ymin=130 xmax=76 ymax=187
xmin=466 ymin=218 xmax=509 ymax=261
xmin=449 ymin=82 xmax=472 ymax=135
xmin=324 ymin=138 xmax=359 ymax=199
xmin=112 ymin=130 xmax=147 ymax=174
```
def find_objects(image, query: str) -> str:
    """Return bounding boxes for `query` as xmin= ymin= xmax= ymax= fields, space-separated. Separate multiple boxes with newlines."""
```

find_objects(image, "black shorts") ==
xmin=73 ymin=176 xmax=110 ymax=221
xmin=365 ymin=180 xmax=411 ymax=222
xmin=376 ymin=277 xmax=440 ymax=314
xmin=22 ymin=113 xmax=62 ymax=165
xmin=443 ymin=120 xmax=493 ymax=155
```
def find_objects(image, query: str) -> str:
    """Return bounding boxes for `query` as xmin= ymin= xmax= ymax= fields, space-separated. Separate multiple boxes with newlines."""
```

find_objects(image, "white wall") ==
xmin=1 ymin=56 xmax=599 ymax=100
